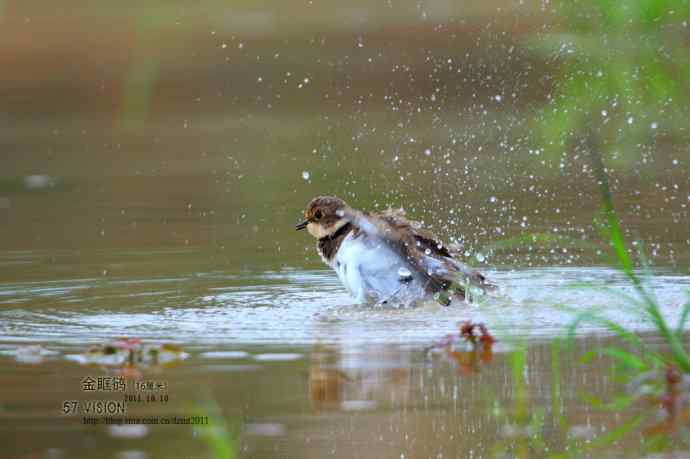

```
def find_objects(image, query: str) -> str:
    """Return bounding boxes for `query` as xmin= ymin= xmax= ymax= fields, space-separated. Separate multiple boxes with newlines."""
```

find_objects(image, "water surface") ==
xmin=2 ymin=251 xmax=689 ymax=457
xmin=0 ymin=253 xmax=688 ymax=346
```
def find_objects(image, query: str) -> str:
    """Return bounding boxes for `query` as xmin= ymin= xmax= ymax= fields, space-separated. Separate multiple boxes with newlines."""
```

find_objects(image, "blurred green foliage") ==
xmin=192 ymin=398 xmax=238 ymax=459
xmin=533 ymin=0 xmax=690 ymax=162
xmin=556 ymin=146 xmax=690 ymax=455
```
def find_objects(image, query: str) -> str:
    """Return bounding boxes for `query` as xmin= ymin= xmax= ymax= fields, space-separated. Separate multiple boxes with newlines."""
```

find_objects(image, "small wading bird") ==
xmin=296 ymin=196 xmax=494 ymax=306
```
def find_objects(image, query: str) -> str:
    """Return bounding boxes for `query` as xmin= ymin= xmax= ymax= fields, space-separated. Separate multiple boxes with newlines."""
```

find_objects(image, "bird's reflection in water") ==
xmin=308 ymin=345 xmax=412 ymax=411
xmin=307 ymin=324 xmax=496 ymax=413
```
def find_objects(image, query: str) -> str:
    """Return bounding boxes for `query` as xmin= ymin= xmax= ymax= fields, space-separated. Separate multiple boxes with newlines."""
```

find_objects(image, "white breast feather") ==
xmin=331 ymin=232 xmax=424 ymax=304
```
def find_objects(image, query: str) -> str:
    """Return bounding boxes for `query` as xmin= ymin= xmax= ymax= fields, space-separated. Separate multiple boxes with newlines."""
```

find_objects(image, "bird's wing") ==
xmin=376 ymin=209 xmax=494 ymax=291
xmin=343 ymin=207 xmax=494 ymax=299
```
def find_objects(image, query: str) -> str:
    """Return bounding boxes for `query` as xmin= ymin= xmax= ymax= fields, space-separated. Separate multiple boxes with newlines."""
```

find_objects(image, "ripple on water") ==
xmin=253 ymin=353 xmax=303 ymax=362
xmin=199 ymin=351 xmax=250 ymax=359
xmin=0 ymin=267 xmax=688 ymax=347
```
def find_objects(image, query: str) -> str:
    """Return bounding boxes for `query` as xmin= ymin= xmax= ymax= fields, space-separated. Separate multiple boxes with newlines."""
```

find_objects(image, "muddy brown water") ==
xmin=1 ymin=1 xmax=689 ymax=458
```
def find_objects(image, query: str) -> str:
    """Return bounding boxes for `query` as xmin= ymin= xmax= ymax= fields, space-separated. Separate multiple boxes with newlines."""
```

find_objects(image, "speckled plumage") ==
xmin=297 ymin=196 xmax=494 ymax=306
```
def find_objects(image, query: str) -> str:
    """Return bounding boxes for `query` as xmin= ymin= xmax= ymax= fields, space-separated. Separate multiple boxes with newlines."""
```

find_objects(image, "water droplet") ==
xmin=475 ymin=252 xmax=486 ymax=262
xmin=301 ymin=171 xmax=310 ymax=181
xmin=489 ymin=196 xmax=497 ymax=203
xmin=651 ymin=122 xmax=658 ymax=129
xmin=24 ymin=174 xmax=52 ymax=190
xmin=627 ymin=116 xmax=634 ymax=125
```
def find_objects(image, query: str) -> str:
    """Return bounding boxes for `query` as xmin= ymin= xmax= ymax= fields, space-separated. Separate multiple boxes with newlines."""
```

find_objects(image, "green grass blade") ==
xmin=676 ymin=295 xmax=690 ymax=339
xmin=589 ymin=149 xmax=690 ymax=372
xmin=585 ymin=413 xmax=645 ymax=450
xmin=566 ymin=308 xmax=645 ymax=353
xmin=600 ymin=347 xmax=648 ymax=371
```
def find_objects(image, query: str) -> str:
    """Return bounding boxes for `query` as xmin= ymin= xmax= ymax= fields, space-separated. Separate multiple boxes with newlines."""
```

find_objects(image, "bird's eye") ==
xmin=314 ymin=210 xmax=323 ymax=220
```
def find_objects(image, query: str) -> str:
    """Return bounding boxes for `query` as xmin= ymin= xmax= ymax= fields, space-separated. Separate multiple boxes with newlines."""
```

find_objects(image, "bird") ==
xmin=296 ymin=196 xmax=494 ymax=307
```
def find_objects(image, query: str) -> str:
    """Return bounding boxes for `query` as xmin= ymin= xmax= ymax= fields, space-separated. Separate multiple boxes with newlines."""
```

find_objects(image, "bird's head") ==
xmin=296 ymin=196 xmax=350 ymax=239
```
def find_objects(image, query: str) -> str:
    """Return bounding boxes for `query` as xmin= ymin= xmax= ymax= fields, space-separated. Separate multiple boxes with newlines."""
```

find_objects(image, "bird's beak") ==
xmin=295 ymin=220 xmax=308 ymax=231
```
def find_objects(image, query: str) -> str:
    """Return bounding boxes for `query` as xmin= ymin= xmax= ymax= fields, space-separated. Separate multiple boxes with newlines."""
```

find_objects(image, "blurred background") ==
xmin=0 ymin=0 xmax=688 ymax=278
